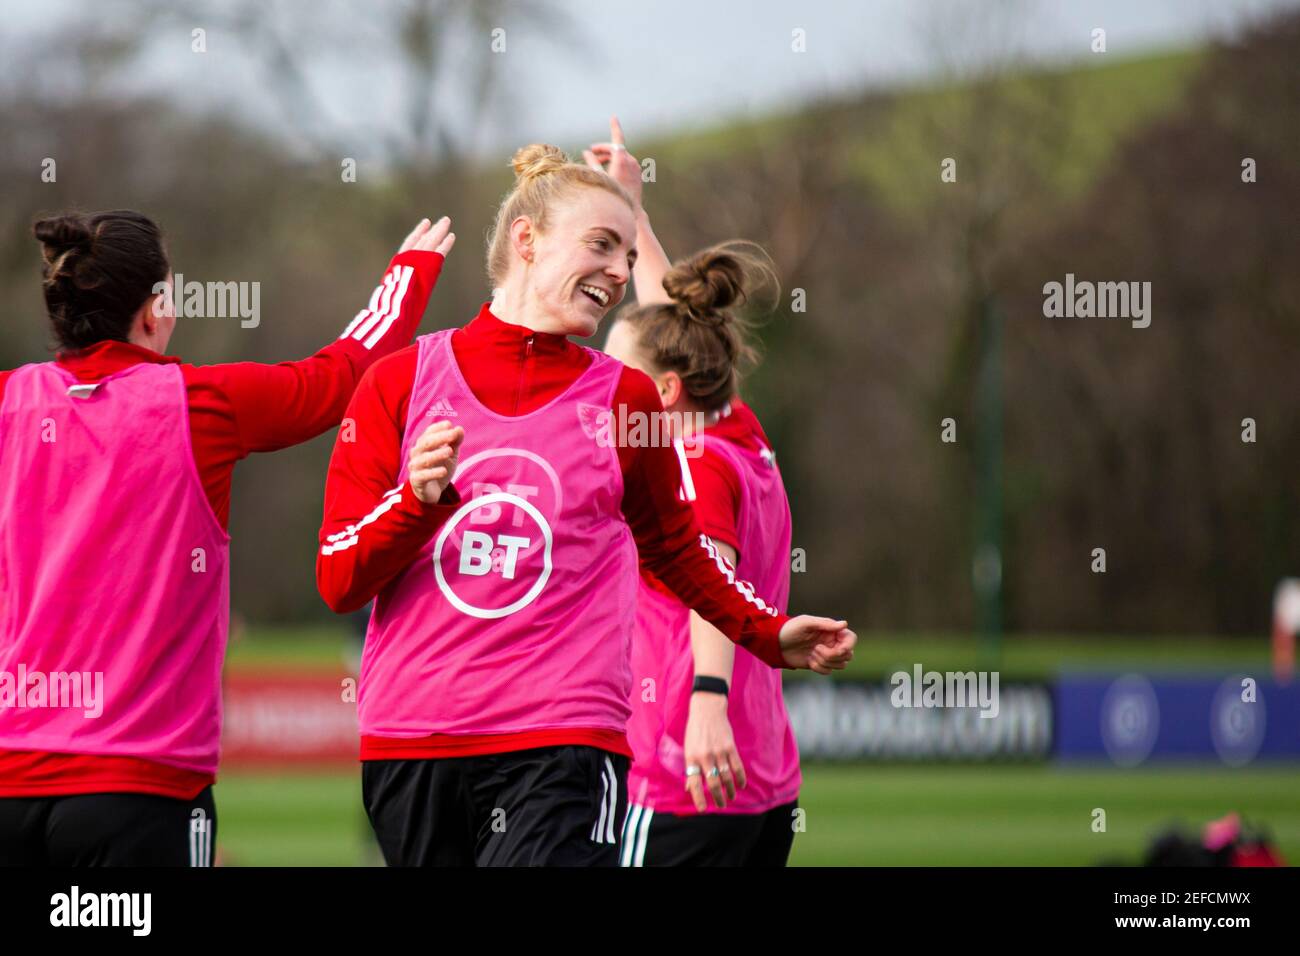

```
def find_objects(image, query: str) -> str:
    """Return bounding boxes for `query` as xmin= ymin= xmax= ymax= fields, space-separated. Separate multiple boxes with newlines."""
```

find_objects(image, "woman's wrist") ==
xmin=692 ymin=675 xmax=729 ymax=696
xmin=690 ymin=691 xmax=728 ymax=714
xmin=690 ymin=675 xmax=729 ymax=712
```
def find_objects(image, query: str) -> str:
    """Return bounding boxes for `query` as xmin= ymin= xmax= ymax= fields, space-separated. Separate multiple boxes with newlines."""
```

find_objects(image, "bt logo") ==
xmin=468 ymin=481 xmax=539 ymax=526
xmin=459 ymin=531 xmax=530 ymax=580
xmin=433 ymin=491 xmax=554 ymax=620
xmin=431 ymin=449 xmax=562 ymax=620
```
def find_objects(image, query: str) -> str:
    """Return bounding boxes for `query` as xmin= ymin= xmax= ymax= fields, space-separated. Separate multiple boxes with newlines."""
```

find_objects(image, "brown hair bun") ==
xmin=662 ymin=248 xmax=747 ymax=319
xmin=616 ymin=240 xmax=778 ymax=412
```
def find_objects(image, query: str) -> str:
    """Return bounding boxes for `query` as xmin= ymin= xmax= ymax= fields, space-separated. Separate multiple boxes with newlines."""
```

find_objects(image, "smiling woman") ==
xmin=315 ymin=138 xmax=856 ymax=868
xmin=484 ymin=143 xmax=638 ymax=338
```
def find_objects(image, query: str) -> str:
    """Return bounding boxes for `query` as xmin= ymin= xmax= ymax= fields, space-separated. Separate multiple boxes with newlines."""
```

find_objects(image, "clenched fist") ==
xmin=778 ymin=616 xmax=857 ymax=673
xmin=408 ymin=420 xmax=465 ymax=504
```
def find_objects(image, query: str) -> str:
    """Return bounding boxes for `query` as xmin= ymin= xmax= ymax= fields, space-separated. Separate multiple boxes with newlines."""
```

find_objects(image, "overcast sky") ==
xmin=5 ymin=0 xmax=1297 ymax=159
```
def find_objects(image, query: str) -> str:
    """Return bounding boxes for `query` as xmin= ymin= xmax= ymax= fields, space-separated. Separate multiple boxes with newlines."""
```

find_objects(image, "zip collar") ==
xmin=464 ymin=301 xmax=573 ymax=357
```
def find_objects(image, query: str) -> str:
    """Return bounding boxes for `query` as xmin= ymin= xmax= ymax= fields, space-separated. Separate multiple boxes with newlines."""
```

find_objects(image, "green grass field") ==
xmin=231 ymin=627 xmax=1272 ymax=680
xmin=211 ymin=765 xmax=1300 ymax=867
xmin=215 ymin=628 xmax=1294 ymax=866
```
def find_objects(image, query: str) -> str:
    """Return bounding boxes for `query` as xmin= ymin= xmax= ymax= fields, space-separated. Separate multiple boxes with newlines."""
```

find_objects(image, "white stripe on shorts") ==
xmin=618 ymin=803 xmax=654 ymax=867
xmin=190 ymin=811 xmax=211 ymax=868
xmin=619 ymin=803 xmax=643 ymax=866
xmin=633 ymin=806 xmax=653 ymax=867
xmin=602 ymin=756 xmax=617 ymax=844
xmin=591 ymin=763 xmax=611 ymax=843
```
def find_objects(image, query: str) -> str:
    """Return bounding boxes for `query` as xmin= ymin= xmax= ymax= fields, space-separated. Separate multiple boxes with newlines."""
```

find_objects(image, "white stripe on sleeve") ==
xmin=339 ymin=308 xmax=370 ymax=340
xmin=698 ymin=534 xmax=776 ymax=616
xmin=320 ymin=485 xmax=405 ymax=556
xmin=340 ymin=269 xmax=393 ymax=341
xmin=350 ymin=269 xmax=399 ymax=344
xmin=673 ymin=437 xmax=697 ymax=502
xmin=362 ymin=265 xmax=414 ymax=349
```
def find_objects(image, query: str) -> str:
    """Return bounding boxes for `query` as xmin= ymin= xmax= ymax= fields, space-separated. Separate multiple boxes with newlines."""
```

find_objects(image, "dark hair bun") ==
xmin=32 ymin=209 xmax=169 ymax=350
xmin=34 ymin=214 xmax=93 ymax=278
xmin=34 ymin=214 xmax=92 ymax=251
xmin=663 ymin=249 xmax=746 ymax=322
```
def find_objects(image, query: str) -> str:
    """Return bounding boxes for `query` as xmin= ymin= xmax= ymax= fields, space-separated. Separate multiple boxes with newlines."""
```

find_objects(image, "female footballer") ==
xmin=589 ymin=123 xmax=802 ymax=867
xmin=593 ymin=161 xmax=802 ymax=870
xmin=0 ymin=209 xmax=454 ymax=866
xmin=317 ymin=137 xmax=854 ymax=867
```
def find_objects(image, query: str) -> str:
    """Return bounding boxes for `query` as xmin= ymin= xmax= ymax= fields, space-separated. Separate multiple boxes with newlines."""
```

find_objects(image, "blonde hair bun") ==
xmin=484 ymin=142 xmax=635 ymax=288
xmin=510 ymin=144 xmax=569 ymax=184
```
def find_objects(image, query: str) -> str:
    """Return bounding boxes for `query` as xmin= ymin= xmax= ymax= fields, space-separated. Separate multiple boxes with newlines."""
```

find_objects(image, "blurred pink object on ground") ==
xmin=1202 ymin=812 xmax=1240 ymax=852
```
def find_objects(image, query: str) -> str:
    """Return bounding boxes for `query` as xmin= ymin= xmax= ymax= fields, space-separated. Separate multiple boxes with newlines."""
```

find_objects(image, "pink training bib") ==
xmin=357 ymin=330 xmax=639 ymax=738
xmin=0 ymin=361 xmax=230 ymax=774
xmin=627 ymin=430 xmax=801 ymax=814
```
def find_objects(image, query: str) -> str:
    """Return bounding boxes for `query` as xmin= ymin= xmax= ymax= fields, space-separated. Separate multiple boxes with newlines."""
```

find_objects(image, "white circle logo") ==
xmin=432 ymin=491 xmax=554 ymax=620
xmin=1210 ymin=675 xmax=1265 ymax=767
xmin=1100 ymin=674 xmax=1160 ymax=767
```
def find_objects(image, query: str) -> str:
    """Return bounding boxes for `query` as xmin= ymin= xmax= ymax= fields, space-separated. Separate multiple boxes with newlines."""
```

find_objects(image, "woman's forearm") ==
xmin=632 ymin=208 xmax=674 ymax=306
xmin=315 ymin=360 xmax=460 ymax=613
xmin=689 ymin=542 xmax=739 ymax=684
xmin=227 ymin=250 xmax=444 ymax=454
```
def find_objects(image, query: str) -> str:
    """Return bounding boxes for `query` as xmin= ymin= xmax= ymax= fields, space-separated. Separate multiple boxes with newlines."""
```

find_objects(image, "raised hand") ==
xmin=399 ymin=216 xmax=456 ymax=257
xmin=583 ymin=115 xmax=643 ymax=210
xmin=407 ymin=420 xmax=465 ymax=504
xmin=778 ymin=616 xmax=857 ymax=673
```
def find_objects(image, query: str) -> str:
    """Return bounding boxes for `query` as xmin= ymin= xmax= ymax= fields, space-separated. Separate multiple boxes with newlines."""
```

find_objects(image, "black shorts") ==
xmin=0 ymin=787 xmax=216 ymax=867
xmin=620 ymin=799 xmax=798 ymax=867
xmin=363 ymin=745 xmax=628 ymax=867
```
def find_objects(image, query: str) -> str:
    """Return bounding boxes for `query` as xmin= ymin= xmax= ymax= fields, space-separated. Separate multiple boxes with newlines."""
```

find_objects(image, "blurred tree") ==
xmin=1 ymin=3 xmax=1295 ymax=636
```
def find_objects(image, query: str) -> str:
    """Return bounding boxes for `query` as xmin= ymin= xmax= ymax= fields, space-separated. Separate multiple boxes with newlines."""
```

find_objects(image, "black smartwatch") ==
xmin=692 ymin=676 xmax=729 ymax=697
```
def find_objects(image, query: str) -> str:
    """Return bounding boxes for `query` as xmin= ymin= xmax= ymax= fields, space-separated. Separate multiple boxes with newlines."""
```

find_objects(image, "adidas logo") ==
xmin=427 ymin=398 xmax=457 ymax=417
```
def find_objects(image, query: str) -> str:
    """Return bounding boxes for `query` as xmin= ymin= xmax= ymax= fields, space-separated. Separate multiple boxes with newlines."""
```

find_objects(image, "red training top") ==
xmin=641 ymin=401 xmax=776 ymax=600
xmin=685 ymin=400 xmax=773 ymax=559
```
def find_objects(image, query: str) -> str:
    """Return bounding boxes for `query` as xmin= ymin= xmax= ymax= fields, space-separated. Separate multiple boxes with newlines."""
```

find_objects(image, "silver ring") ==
xmin=707 ymin=767 xmax=721 ymax=778
xmin=685 ymin=764 xmax=702 ymax=777
xmin=610 ymin=143 xmax=627 ymax=152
